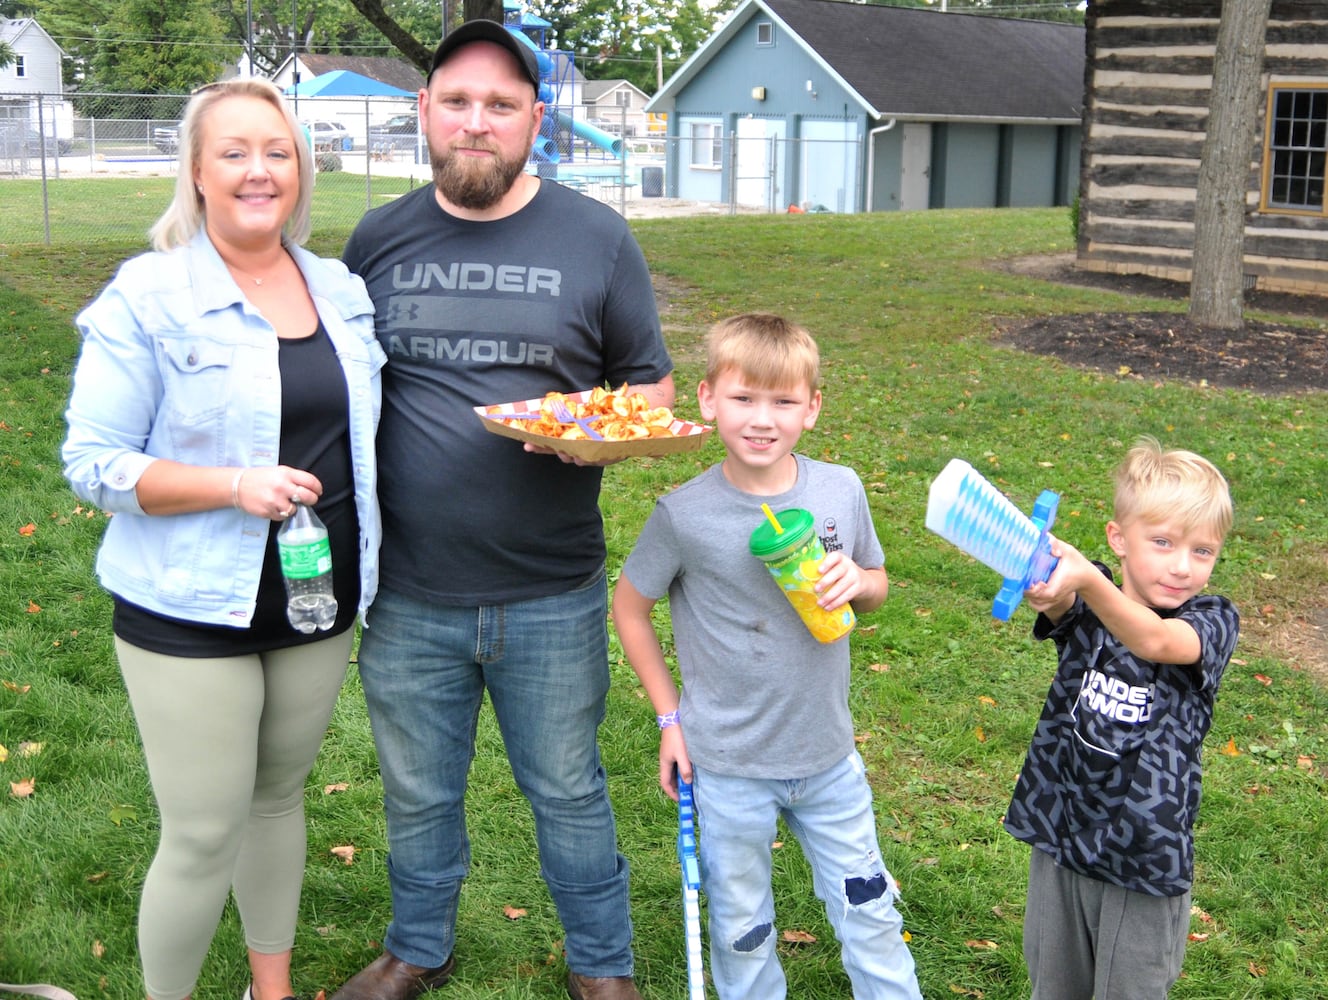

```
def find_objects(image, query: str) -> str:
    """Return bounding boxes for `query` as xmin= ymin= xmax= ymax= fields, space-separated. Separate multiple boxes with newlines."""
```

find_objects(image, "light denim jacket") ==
xmin=63 ymin=229 xmax=385 ymax=628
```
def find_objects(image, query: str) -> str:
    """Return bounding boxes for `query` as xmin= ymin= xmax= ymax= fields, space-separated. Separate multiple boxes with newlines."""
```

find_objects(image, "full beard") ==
xmin=430 ymin=141 xmax=530 ymax=210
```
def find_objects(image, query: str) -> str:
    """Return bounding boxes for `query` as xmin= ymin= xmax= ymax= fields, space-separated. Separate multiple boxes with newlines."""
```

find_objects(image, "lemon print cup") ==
xmin=749 ymin=508 xmax=856 ymax=644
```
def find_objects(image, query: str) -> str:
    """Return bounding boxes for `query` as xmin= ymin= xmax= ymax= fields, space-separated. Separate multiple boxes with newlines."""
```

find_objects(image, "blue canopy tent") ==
xmin=285 ymin=70 xmax=415 ymax=98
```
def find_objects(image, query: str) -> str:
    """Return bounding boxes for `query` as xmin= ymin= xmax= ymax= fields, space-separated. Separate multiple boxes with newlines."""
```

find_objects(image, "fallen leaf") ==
xmin=914 ymin=607 xmax=932 ymax=617
xmin=978 ymin=695 xmax=997 ymax=707
xmin=1117 ymin=365 xmax=1132 ymax=375
xmin=3 ymin=680 xmax=31 ymax=694
xmin=772 ymin=840 xmax=784 ymax=849
xmin=965 ymin=939 xmax=999 ymax=950
xmin=17 ymin=740 xmax=43 ymax=757
xmin=25 ymin=601 xmax=41 ymax=614
xmin=323 ymin=782 xmax=349 ymax=794
xmin=781 ymin=929 xmax=817 ymax=944
xmin=1248 ymin=961 xmax=1267 ymax=977
xmin=92 ymin=939 xmax=106 ymax=958
xmin=503 ymin=905 xmax=528 ymax=920
xmin=1221 ymin=737 xmax=1240 ymax=756
xmin=1297 ymin=755 xmax=1315 ymax=771
xmin=330 ymin=845 xmax=356 ymax=865
xmin=902 ymin=930 xmax=912 ymax=943
xmin=10 ymin=778 xmax=35 ymax=798
xmin=1188 ymin=932 xmax=1209 ymax=942
xmin=87 ymin=872 xmax=109 ymax=884
xmin=0 ymin=744 xmax=6 ymax=762
xmin=109 ymin=804 xmax=138 ymax=826
xmin=1254 ymin=674 xmax=1272 ymax=686
xmin=947 ymin=986 xmax=984 ymax=998
xmin=1231 ymin=657 xmax=1247 ymax=666
xmin=974 ymin=726 xmax=987 ymax=743
xmin=18 ymin=522 xmax=35 ymax=536
xmin=854 ymin=732 xmax=872 ymax=743
xmin=1191 ymin=906 xmax=1213 ymax=923
xmin=869 ymin=662 xmax=891 ymax=673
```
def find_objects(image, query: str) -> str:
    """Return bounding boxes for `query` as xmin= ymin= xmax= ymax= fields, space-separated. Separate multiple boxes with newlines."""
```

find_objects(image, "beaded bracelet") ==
xmin=656 ymin=709 xmax=680 ymax=730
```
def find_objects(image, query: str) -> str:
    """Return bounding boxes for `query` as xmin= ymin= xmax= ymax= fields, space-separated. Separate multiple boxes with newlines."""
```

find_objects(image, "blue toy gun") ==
xmin=924 ymin=458 xmax=1060 ymax=620
xmin=677 ymin=777 xmax=705 ymax=1000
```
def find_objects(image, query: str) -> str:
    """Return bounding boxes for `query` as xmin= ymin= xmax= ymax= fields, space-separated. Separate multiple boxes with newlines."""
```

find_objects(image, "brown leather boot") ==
xmin=327 ymin=950 xmax=455 ymax=1000
xmin=566 ymin=972 xmax=644 ymax=999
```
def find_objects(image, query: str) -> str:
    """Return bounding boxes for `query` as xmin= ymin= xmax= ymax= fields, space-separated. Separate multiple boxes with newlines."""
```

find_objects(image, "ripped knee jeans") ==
xmin=693 ymin=753 xmax=922 ymax=1000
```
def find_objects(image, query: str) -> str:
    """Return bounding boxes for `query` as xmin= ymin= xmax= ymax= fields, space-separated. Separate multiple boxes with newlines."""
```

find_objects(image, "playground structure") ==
xmin=499 ymin=14 xmax=634 ymax=172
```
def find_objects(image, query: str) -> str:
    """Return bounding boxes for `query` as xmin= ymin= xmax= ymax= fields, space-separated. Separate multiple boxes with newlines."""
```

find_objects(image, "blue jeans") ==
xmin=357 ymin=573 xmax=634 ymax=976
xmin=694 ymin=753 xmax=921 ymax=1000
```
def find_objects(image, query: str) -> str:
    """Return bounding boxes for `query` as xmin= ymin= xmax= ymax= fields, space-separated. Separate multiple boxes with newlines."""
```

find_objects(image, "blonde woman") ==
xmin=63 ymin=79 xmax=384 ymax=1000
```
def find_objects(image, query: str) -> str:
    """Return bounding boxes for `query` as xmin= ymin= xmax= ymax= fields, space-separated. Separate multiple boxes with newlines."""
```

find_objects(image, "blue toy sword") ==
xmin=677 ymin=777 xmax=705 ymax=1000
xmin=925 ymin=458 xmax=1060 ymax=620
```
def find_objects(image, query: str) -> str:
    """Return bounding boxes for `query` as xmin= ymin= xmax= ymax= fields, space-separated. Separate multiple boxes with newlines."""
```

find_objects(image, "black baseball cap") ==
xmin=428 ymin=20 xmax=540 ymax=94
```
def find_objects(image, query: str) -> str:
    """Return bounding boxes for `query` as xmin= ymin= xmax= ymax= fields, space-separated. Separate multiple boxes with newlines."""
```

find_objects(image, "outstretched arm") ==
xmin=1026 ymin=534 xmax=1202 ymax=665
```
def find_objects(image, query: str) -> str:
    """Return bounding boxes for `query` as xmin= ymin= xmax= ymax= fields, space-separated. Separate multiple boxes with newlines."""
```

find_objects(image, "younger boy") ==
xmin=1004 ymin=437 xmax=1240 ymax=1000
xmin=612 ymin=313 xmax=922 ymax=1000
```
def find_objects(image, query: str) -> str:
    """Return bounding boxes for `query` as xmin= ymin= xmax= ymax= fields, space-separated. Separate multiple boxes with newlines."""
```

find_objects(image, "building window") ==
xmin=689 ymin=122 xmax=722 ymax=169
xmin=615 ymin=91 xmax=631 ymax=108
xmin=1262 ymin=84 xmax=1326 ymax=215
xmin=14 ymin=55 xmax=26 ymax=78
xmin=756 ymin=22 xmax=773 ymax=46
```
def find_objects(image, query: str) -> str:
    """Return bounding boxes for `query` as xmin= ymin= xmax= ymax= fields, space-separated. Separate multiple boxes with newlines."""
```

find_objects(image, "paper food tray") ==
xmin=475 ymin=388 xmax=712 ymax=461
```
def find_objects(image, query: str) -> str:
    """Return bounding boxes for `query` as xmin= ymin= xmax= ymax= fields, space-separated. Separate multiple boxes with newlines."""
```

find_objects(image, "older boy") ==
xmin=612 ymin=314 xmax=922 ymax=1000
xmin=1005 ymin=438 xmax=1240 ymax=999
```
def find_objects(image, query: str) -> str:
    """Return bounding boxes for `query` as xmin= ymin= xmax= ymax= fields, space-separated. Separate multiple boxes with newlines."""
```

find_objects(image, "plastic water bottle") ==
xmin=277 ymin=502 xmax=338 ymax=633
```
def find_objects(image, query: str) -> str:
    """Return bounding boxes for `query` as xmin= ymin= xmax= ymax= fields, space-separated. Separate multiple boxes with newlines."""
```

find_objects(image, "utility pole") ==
xmin=291 ymin=0 xmax=299 ymax=117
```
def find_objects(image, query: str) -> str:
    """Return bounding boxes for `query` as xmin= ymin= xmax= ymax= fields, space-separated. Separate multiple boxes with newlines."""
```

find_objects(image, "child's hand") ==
xmin=1025 ymin=534 xmax=1093 ymax=618
xmin=659 ymin=725 xmax=692 ymax=802
xmin=813 ymin=551 xmax=884 ymax=612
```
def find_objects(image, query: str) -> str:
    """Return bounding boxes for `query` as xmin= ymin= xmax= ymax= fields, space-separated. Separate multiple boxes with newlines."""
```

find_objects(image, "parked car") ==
xmin=367 ymin=114 xmax=420 ymax=155
xmin=153 ymin=126 xmax=179 ymax=154
xmin=376 ymin=113 xmax=419 ymax=135
xmin=303 ymin=119 xmax=350 ymax=151
xmin=0 ymin=123 xmax=72 ymax=157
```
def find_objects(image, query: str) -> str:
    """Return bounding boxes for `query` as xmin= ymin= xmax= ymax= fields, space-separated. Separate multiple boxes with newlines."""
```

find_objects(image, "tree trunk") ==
xmin=344 ymin=0 xmax=435 ymax=72
xmin=464 ymin=0 xmax=503 ymax=23
xmin=1189 ymin=0 xmax=1272 ymax=330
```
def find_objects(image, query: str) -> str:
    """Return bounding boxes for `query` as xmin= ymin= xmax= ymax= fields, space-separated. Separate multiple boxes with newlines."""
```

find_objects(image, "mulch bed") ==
xmin=991 ymin=257 xmax=1326 ymax=395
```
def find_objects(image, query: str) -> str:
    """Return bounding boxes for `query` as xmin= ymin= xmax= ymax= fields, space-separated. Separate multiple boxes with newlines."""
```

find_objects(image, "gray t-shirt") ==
xmin=621 ymin=455 xmax=885 ymax=779
xmin=344 ymin=182 xmax=672 ymax=604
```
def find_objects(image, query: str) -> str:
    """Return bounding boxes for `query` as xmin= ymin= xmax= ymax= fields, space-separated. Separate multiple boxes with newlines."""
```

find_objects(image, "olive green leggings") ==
xmin=115 ymin=632 xmax=353 ymax=1000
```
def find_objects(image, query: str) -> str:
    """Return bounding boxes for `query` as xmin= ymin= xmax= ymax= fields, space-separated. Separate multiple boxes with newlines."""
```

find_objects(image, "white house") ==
xmin=1 ymin=18 xmax=73 ymax=145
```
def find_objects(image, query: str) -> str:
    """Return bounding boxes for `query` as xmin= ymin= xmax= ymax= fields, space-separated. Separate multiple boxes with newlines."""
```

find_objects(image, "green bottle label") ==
xmin=279 ymin=537 xmax=332 ymax=580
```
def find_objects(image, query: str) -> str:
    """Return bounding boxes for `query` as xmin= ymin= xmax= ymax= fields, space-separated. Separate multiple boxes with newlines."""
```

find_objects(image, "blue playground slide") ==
xmin=557 ymin=112 xmax=624 ymax=158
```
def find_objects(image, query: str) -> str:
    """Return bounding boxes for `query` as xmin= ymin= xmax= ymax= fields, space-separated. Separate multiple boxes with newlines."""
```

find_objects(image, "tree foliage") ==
xmin=870 ymin=0 xmax=1085 ymax=24
xmin=536 ymin=0 xmax=736 ymax=92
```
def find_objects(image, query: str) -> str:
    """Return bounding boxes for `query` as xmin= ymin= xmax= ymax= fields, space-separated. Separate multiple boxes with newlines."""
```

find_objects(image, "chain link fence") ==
xmin=2 ymin=91 xmax=864 ymax=245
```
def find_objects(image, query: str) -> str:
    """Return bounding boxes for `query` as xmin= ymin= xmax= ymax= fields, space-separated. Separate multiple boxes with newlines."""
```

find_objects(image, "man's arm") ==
xmin=625 ymin=372 xmax=676 ymax=410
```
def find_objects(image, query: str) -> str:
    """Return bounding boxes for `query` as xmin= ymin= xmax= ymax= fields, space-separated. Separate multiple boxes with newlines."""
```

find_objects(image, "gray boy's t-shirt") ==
xmin=621 ymin=455 xmax=884 ymax=779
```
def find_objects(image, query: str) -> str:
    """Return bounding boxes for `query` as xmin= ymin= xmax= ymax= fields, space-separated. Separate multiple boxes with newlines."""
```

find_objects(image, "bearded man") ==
xmin=333 ymin=20 xmax=673 ymax=1000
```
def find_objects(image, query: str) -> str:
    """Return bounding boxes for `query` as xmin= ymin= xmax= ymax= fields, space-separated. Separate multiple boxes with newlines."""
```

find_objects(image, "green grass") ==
xmin=0 ymin=172 xmax=423 ymax=246
xmin=2 ymin=207 xmax=1327 ymax=999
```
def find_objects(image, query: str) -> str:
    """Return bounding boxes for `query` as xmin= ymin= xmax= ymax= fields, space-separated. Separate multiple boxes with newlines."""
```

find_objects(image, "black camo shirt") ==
xmin=1003 ymin=562 xmax=1240 ymax=897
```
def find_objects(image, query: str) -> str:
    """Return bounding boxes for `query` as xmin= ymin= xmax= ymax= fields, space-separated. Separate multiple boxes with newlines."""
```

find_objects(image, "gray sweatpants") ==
xmin=1024 ymin=847 xmax=1191 ymax=1000
xmin=116 ymin=631 xmax=352 ymax=1000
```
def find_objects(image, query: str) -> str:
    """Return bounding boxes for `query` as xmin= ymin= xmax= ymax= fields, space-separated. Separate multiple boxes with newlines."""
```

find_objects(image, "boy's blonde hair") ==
xmin=1113 ymin=436 xmax=1233 ymax=540
xmin=704 ymin=313 xmax=820 ymax=392
xmin=149 ymin=79 xmax=315 ymax=252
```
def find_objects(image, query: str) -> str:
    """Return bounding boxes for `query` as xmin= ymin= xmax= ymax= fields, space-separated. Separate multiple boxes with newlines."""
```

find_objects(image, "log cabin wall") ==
xmin=1079 ymin=0 xmax=1328 ymax=295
